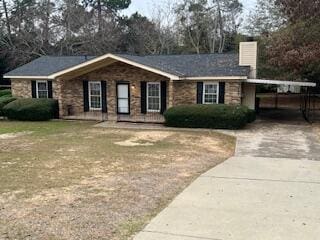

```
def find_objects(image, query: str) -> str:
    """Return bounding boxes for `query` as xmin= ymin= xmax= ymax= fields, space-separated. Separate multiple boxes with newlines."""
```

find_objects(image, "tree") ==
xmin=245 ymin=0 xmax=284 ymax=36
xmin=267 ymin=0 xmax=320 ymax=81
xmin=275 ymin=0 xmax=319 ymax=23
xmin=176 ymin=0 xmax=242 ymax=54
xmin=1 ymin=0 xmax=13 ymax=45
xmin=176 ymin=0 xmax=207 ymax=54
xmin=82 ymin=0 xmax=131 ymax=32
xmin=151 ymin=1 xmax=178 ymax=54
xmin=120 ymin=13 xmax=158 ymax=54
xmin=55 ymin=0 xmax=92 ymax=55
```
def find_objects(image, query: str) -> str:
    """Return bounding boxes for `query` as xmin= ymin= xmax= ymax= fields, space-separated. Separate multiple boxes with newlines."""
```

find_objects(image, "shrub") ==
xmin=3 ymin=98 xmax=58 ymax=121
xmin=0 ymin=96 xmax=16 ymax=116
xmin=244 ymin=108 xmax=256 ymax=123
xmin=164 ymin=104 xmax=252 ymax=130
xmin=0 ymin=89 xmax=12 ymax=98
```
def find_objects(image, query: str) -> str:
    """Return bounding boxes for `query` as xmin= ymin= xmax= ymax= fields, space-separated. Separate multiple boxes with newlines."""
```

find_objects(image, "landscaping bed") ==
xmin=0 ymin=121 xmax=235 ymax=240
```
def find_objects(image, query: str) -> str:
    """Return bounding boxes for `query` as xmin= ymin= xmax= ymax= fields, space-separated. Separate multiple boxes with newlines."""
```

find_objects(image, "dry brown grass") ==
xmin=0 ymin=121 xmax=235 ymax=240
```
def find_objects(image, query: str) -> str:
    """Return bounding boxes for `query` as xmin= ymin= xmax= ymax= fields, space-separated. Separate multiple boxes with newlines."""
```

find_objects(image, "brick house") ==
xmin=3 ymin=42 xmax=258 ymax=123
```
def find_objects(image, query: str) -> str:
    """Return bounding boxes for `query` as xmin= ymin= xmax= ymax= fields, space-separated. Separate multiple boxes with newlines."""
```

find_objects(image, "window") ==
xmin=147 ymin=82 xmax=161 ymax=112
xmin=89 ymin=81 xmax=102 ymax=110
xmin=36 ymin=81 xmax=48 ymax=99
xmin=117 ymin=84 xmax=130 ymax=114
xmin=203 ymin=82 xmax=219 ymax=104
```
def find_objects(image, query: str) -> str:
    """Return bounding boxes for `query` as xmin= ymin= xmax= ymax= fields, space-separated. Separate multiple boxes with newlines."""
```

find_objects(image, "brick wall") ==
xmin=11 ymin=79 xmax=32 ymax=98
xmin=173 ymin=81 xmax=197 ymax=105
xmin=172 ymin=81 xmax=242 ymax=105
xmin=10 ymin=63 xmax=244 ymax=121
xmin=59 ymin=62 xmax=169 ymax=120
xmin=225 ymin=82 xmax=242 ymax=105
xmin=11 ymin=79 xmax=59 ymax=99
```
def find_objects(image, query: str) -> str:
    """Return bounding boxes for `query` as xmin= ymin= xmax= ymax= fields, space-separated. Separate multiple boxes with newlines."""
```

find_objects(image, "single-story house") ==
xmin=4 ymin=42 xmax=259 ymax=122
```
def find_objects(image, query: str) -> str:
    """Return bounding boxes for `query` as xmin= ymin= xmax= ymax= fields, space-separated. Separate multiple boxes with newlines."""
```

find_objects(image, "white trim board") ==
xmin=245 ymin=79 xmax=316 ymax=87
xmin=181 ymin=76 xmax=247 ymax=81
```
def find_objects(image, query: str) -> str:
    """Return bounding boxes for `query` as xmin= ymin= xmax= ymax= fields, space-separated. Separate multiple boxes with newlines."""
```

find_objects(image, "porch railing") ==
xmin=117 ymin=113 xmax=165 ymax=123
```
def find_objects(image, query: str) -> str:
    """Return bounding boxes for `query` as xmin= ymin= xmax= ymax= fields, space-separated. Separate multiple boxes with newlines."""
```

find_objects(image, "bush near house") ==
xmin=243 ymin=108 xmax=256 ymax=123
xmin=164 ymin=104 xmax=256 ymax=130
xmin=3 ymin=98 xmax=59 ymax=121
xmin=0 ymin=89 xmax=12 ymax=98
xmin=0 ymin=96 xmax=16 ymax=116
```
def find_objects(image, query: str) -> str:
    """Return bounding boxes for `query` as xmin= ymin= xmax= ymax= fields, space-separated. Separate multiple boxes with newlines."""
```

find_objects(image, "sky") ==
xmin=122 ymin=0 xmax=257 ymax=19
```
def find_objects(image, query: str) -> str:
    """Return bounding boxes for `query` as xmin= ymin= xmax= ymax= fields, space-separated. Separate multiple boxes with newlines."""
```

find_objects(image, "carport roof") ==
xmin=245 ymin=79 xmax=317 ymax=87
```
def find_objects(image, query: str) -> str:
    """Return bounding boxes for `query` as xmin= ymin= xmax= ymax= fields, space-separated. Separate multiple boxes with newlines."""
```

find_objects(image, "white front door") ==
xmin=117 ymin=84 xmax=130 ymax=114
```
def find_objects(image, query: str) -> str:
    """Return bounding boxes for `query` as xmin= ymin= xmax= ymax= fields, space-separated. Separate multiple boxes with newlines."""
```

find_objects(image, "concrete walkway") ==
xmin=134 ymin=121 xmax=320 ymax=240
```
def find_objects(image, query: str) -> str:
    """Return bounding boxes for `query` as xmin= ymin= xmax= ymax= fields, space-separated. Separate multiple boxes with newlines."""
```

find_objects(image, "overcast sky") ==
xmin=122 ymin=0 xmax=257 ymax=18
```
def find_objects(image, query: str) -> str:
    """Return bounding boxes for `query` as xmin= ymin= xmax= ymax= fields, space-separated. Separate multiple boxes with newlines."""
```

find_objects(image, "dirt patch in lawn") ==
xmin=0 ymin=131 xmax=32 ymax=139
xmin=115 ymin=131 xmax=174 ymax=146
xmin=0 ymin=121 xmax=235 ymax=240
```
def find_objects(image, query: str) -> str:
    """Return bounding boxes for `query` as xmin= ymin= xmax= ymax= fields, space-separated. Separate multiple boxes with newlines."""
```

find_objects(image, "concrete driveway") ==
xmin=134 ymin=121 xmax=320 ymax=240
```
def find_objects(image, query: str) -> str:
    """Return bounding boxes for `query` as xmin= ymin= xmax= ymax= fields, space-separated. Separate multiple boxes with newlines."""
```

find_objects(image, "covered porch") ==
xmin=62 ymin=111 xmax=165 ymax=123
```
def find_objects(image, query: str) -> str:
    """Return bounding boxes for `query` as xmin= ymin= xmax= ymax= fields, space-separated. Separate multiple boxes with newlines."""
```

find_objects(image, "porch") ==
xmin=62 ymin=111 xmax=165 ymax=123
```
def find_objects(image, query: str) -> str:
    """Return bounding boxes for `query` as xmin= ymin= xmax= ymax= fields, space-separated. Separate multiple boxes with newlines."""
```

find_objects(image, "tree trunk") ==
xmin=188 ymin=27 xmax=200 ymax=54
xmin=43 ymin=0 xmax=51 ymax=49
xmin=2 ymin=0 xmax=12 ymax=45
xmin=217 ymin=0 xmax=225 ymax=53
xmin=65 ymin=0 xmax=71 ymax=42
xmin=97 ymin=0 xmax=102 ymax=32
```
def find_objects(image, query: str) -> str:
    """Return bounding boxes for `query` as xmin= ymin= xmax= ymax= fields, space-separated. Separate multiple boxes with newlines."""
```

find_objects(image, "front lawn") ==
xmin=0 ymin=120 xmax=235 ymax=240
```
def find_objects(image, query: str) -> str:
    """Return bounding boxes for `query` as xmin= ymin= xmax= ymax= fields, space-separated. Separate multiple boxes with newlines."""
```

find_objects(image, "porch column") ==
xmin=168 ymin=79 xmax=174 ymax=108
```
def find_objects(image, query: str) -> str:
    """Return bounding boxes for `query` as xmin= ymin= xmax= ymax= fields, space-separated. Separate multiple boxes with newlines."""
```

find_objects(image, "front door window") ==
xmin=117 ymin=84 xmax=130 ymax=114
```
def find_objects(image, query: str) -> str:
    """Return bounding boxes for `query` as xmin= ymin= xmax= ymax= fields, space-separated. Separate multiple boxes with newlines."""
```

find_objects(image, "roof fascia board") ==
xmin=3 ymin=76 xmax=52 ymax=79
xmin=179 ymin=76 xmax=248 ymax=81
xmin=48 ymin=53 xmax=180 ymax=80
xmin=246 ymin=79 xmax=317 ymax=87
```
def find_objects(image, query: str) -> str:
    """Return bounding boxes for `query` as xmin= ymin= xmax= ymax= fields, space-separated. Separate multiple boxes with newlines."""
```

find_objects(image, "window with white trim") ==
xmin=89 ymin=81 xmax=102 ymax=110
xmin=36 ymin=80 xmax=48 ymax=98
xmin=203 ymin=82 xmax=219 ymax=104
xmin=147 ymin=82 xmax=161 ymax=112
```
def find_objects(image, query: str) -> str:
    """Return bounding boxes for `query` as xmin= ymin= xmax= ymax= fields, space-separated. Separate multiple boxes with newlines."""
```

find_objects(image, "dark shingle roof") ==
xmin=4 ymin=53 xmax=250 ymax=78
xmin=5 ymin=56 xmax=96 ymax=77
xmin=116 ymin=53 xmax=250 ymax=77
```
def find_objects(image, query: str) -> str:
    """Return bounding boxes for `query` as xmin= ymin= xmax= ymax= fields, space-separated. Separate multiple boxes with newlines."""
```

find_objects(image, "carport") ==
xmin=242 ymin=79 xmax=318 ymax=122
